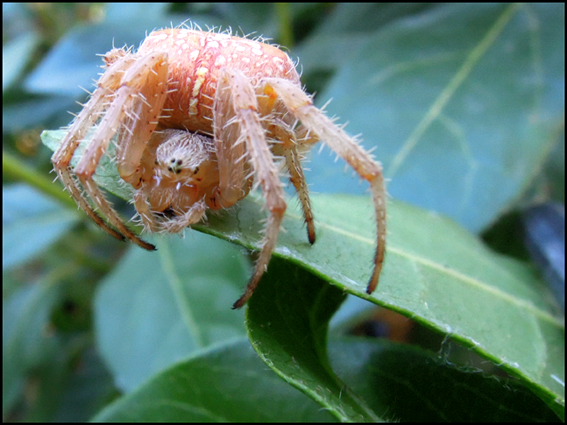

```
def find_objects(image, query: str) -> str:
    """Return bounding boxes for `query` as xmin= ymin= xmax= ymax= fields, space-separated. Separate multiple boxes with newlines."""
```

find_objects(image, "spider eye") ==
xmin=170 ymin=158 xmax=176 ymax=163
xmin=168 ymin=166 xmax=173 ymax=172
xmin=177 ymin=159 xmax=183 ymax=166
xmin=193 ymin=166 xmax=199 ymax=175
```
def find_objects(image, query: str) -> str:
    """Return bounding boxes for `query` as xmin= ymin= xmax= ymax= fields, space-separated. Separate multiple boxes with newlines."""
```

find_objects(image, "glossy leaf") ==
xmin=90 ymin=333 xmax=558 ymax=422
xmin=330 ymin=338 xmax=560 ymax=422
xmin=246 ymin=257 xmax=380 ymax=422
xmin=247 ymin=258 xmax=559 ymax=421
xmin=42 ymin=129 xmax=564 ymax=414
xmin=92 ymin=338 xmax=335 ymax=422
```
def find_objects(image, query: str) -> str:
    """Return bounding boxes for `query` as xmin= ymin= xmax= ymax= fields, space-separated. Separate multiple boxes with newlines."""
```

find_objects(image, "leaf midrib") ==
xmin=387 ymin=3 xmax=520 ymax=177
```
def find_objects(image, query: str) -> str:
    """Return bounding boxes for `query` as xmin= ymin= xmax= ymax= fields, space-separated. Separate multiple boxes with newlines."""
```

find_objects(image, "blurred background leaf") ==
xmin=305 ymin=3 xmax=564 ymax=233
xmin=3 ymin=184 xmax=79 ymax=270
xmin=94 ymin=234 xmax=249 ymax=392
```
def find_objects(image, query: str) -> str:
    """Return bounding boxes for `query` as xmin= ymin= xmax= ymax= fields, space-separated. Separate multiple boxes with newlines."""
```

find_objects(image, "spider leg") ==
xmin=212 ymin=73 xmax=251 ymax=209
xmin=216 ymin=69 xmax=287 ymax=309
xmin=73 ymin=52 xmax=169 ymax=251
xmin=114 ymin=57 xmax=169 ymax=189
xmin=261 ymin=78 xmax=386 ymax=295
xmin=113 ymin=53 xmax=170 ymax=235
xmin=51 ymin=55 xmax=136 ymax=242
xmin=271 ymin=124 xmax=316 ymax=244
xmin=135 ymin=185 xmax=207 ymax=234
xmin=133 ymin=190 xmax=160 ymax=232
xmin=294 ymin=124 xmax=321 ymax=146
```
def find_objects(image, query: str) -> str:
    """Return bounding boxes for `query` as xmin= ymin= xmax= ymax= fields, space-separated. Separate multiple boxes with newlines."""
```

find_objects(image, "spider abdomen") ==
xmin=139 ymin=29 xmax=300 ymax=133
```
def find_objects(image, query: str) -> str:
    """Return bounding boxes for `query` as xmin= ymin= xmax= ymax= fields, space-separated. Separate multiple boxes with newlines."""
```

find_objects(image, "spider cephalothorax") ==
xmin=52 ymin=27 xmax=386 ymax=308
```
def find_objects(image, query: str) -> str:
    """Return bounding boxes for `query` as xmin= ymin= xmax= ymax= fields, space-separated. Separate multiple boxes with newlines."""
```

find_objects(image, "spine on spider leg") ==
xmin=52 ymin=90 xmax=109 ymax=165
xmin=49 ymin=54 xmax=142 ymax=244
xmin=111 ymin=53 xmax=169 ymax=185
xmin=276 ymin=125 xmax=316 ymax=245
xmin=307 ymin=111 xmax=386 ymax=293
xmin=214 ymin=76 xmax=254 ymax=208
xmin=57 ymin=52 xmax=140 ymax=173
xmin=75 ymin=88 xmax=132 ymax=178
xmin=301 ymin=108 xmax=387 ymax=293
xmin=263 ymin=78 xmax=387 ymax=294
xmin=66 ymin=53 xmax=169 ymax=252
xmin=220 ymin=70 xmax=287 ymax=309
xmin=231 ymin=80 xmax=286 ymax=215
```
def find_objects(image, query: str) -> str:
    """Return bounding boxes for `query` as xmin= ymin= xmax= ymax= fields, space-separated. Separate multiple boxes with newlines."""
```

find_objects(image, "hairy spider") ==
xmin=51 ymin=27 xmax=386 ymax=308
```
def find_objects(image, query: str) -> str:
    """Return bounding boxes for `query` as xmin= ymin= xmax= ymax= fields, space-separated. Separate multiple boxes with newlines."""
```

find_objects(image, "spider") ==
xmin=51 ymin=27 xmax=386 ymax=309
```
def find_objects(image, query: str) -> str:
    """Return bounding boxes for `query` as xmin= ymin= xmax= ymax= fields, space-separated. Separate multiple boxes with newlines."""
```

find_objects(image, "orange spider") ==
xmin=51 ymin=27 xmax=386 ymax=308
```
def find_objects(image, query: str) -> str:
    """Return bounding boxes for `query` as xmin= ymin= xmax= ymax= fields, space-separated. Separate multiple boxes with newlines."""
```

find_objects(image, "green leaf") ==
xmin=246 ymin=257 xmax=560 ymax=421
xmin=2 ymin=31 xmax=39 ymax=91
xmin=52 ymin=348 xmax=116 ymax=422
xmin=94 ymin=233 xmax=250 ymax=392
xmin=2 ymin=183 xmax=79 ymax=270
xmin=329 ymin=338 xmax=560 ymax=422
xmin=42 ymin=130 xmax=135 ymax=201
xmin=246 ymin=257 xmax=381 ymax=422
xmin=3 ymin=278 xmax=63 ymax=417
xmin=307 ymin=3 xmax=565 ymax=232
xmin=14 ymin=4 xmax=565 ymax=422
xmin=295 ymin=4 xmax=431 ymax=75
xmin=42 ymin=129 xmax=564 ymax=416
xmin=25 ymin=19 xmax=174 ymax=97
xmin=92 ymin=338 xmax=335 ymax=422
